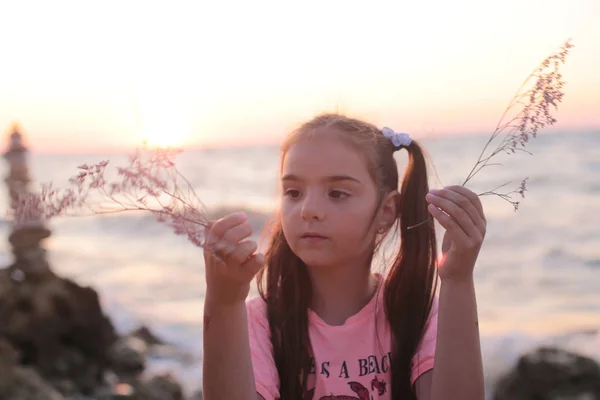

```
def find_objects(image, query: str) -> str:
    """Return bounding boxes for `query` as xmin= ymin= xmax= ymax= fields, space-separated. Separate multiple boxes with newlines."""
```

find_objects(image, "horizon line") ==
xmin=15 ymin=126 xmax=600 ymax=156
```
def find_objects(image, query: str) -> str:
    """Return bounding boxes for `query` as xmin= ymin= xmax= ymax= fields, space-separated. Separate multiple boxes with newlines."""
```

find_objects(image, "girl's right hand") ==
xmin=203 ymin=212 xmax=265 ymax=306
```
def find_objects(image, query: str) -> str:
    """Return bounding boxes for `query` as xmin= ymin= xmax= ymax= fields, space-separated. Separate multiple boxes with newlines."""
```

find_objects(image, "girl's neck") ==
xmin=308 ymin=261 xmax=379 ymax=326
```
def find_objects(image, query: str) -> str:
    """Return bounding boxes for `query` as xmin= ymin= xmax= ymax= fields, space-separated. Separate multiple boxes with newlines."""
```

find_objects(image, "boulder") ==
xmin=0 ymin=259 xmax=117 ymax=396
xmin=109 ymin=335 xmax=147 ymax=379
xmin=137 ymin=373 xmax=185 ymax=400
xmin=129 ymin=326 xmax=165 ymax=346
xmin=494 ymin=346 xmax=600 ymax=400
xmin=0 ymin=337 xmax=64 ymax=399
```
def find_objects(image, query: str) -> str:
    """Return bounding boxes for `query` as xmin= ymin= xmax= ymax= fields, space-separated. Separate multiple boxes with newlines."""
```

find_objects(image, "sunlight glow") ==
xmin=139 ymin=99 xmax=190 ymax=148
xmin=0 ymin=0 xmax=598 ymax=151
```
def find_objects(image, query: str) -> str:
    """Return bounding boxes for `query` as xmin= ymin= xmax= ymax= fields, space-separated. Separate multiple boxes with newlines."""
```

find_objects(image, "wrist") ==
xmin=205 ymin=288 xmax=249 ymax=309
xmin=202 ymin=298 xmax=248 ymax=336
xmin=439 ymin=271 xmax=475 ymax=286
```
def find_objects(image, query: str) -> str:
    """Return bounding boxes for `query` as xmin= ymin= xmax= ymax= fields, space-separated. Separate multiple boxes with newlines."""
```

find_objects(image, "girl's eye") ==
xmin=284 ymin=189 xmax=302 ymax=199
xmin=329 ymin=190 xmax=350 ymax=200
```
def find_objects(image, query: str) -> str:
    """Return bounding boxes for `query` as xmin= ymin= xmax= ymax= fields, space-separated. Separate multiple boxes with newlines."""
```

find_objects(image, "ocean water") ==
xmin=0 ymin=130 xmax=599 ymax=398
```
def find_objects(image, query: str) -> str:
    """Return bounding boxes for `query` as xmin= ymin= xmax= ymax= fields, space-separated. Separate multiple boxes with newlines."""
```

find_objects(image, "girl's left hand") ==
xmin=425 ymin=185 xmax=486 ymax=282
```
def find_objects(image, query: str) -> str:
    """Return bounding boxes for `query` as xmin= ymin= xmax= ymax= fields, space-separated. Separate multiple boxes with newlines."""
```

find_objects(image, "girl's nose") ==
xmin=300 ymin=193 xmax=325 ymax=221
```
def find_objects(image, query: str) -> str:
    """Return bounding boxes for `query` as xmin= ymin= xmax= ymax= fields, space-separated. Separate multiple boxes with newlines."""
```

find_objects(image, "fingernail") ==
xmin=430 ymin=189 xmax=439 ymax=195
xmin=230 ymin=211 xmax=248 ymax=221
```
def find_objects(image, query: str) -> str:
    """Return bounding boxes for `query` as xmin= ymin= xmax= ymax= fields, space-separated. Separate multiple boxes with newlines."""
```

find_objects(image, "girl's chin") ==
xmin=296 ymin=254 xmax=338 ymax=270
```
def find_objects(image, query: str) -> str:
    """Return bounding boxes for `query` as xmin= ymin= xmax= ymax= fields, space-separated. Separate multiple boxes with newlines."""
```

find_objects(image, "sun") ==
xmin=144 ymin=126 xmax=185 ymax=148
xmin=139 ymin=98 xmax=190 ymax=148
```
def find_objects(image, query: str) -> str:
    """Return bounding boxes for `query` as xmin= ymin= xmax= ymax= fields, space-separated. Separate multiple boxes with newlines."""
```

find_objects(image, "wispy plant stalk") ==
xmin=407 ymin=39 xmax=574 ymax=230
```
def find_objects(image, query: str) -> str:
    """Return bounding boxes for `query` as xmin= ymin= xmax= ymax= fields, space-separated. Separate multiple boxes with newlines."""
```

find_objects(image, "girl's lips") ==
xmin=301 ymin=233 xmax=327 ymax=239
xmin=300 ymin=233 xmax=328 ymax=245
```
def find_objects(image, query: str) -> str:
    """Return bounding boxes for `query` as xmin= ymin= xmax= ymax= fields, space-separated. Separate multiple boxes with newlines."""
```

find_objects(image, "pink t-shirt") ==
xmin=246 ymin=283 xmax=438 ymax=400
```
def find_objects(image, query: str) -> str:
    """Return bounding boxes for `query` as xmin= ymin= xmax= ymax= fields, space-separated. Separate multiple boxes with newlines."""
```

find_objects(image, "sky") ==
xmin=0 ymin=0 xmax=598 ymax=153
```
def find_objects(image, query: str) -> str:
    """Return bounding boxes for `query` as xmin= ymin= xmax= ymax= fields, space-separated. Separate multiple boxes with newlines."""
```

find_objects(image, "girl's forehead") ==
xmin=282 ymin=136 xmax=371 ymax=178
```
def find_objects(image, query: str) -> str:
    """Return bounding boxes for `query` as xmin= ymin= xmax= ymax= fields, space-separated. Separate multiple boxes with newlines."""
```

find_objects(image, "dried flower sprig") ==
xmin=463 ymin=38 xmax=573 ymax=208
xmin=10 ymin=143 xmax=210 ymax=247
xmin=12 ymin=183 xmax=81 ymax=229
xmin=408 ymin=39 xmax=573 ymax=229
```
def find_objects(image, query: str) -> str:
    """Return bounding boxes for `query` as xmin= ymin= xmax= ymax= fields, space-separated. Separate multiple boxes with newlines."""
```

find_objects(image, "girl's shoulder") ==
xmin=246 ymin=294 xmax=267 ymax=309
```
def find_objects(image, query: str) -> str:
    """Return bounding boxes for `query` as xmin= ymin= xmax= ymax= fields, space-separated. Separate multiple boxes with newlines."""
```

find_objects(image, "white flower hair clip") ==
xmin=381 ymin=127 xmax=412 ymax=149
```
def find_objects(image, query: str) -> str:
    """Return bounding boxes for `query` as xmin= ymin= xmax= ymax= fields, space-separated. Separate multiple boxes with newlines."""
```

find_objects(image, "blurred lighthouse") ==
xmin=3 ymin=123 xmax=52 ymax=279
xmin=4 ymin=123 xmax=31 ymax=210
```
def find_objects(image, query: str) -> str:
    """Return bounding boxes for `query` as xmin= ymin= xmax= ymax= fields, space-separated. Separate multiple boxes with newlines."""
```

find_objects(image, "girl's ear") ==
xmin=378 ymin=190 xmax=400 ymax=233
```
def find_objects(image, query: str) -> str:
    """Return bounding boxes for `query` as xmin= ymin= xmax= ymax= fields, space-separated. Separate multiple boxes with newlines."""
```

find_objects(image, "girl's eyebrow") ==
xmin=281 ymin=174 xmax=362 ymax=184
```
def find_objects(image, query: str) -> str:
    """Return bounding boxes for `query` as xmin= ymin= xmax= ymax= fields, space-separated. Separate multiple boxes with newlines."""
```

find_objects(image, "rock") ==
xmin=129 ymin=326 xmax=165 ymax=346
xmin=136 ymin=373 xmax=184 ymax=400
xmin=0 ymin=261 xmax=118 ymax=396
xmin=0 ymin=334 xmax=64 ymax=399
xmin=493 ymin=346 xmax=600 ymax=400
xmin=9 ymin=226 xmax=52 ymax=255
xmin=0 ymin=363 xmax=65 ymax=400
xmin=50 ymin=378 xmax=78 ymax=396
xmin=109 ymin=336 xmax=147 ymax=378
xmin=0 ymin=337 xmax=20 ymax=365
xmin=117 ymin=325 xmax=196 ymax=367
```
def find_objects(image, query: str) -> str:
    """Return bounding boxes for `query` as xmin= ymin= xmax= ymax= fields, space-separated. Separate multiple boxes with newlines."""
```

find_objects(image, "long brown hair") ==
xmin=256 ymin=113 xmax=438 ymax=399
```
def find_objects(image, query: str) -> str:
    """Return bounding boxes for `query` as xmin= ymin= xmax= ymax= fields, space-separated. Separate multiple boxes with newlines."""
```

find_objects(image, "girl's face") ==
xmin=280 ymin=134 xmax=382 ymax=269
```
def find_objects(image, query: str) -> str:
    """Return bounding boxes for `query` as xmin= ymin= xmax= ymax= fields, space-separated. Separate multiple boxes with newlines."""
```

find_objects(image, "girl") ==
xmin=202 ymin=114 xmax=486 ymax=400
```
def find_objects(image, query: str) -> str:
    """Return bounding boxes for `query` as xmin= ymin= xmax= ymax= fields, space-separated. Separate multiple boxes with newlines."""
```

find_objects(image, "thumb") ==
xmin=203 ymin=221 xmax=215 ymax=247
xmin=242 ymin=252 xmax=265 ymax=279
xmin=442 ymin=233 xmax=451 ymax=253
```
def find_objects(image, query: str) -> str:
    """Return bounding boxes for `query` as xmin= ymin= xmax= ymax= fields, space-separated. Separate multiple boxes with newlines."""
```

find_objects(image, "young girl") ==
xmin=202 ymin=114 xmax=486 ymax=400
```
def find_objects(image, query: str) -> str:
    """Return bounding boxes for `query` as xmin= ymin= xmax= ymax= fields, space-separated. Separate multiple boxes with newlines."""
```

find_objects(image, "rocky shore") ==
xmin=2 ymin=254 xmax=599 ymax=400
xmin=0 ymin=251 xmax=202 ymax=400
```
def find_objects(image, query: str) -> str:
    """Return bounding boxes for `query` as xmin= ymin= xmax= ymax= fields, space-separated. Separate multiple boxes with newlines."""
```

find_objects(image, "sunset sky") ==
xmin=0 ymin=0 xmax=598 ymax=153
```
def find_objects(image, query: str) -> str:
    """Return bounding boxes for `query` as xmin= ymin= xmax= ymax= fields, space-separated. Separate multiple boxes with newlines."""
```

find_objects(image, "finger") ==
xmin=426 ymin=192 xmax=480 ymax=239
xmin=210 ymin=223 xmax=254 ymax=262
xmin=222 ymin=221 xmax=253 ymax=245
xmin=446 ymin=185 xmax=485 ymax=222
xmin=428 ymin=204 xmax=471 ymax=245
xmin=202 ymin=246 xmax=213 ymax=264
xmin=431 ymin=188 xmax=485 ymax=235
xmin=203 ymin=246 xmax=225 ymax=276
xmin=240 ymin=252 xmax=265 ymax=279
xmin=228 ymin=240 xmax=258 ymax=265
xmin=211 ymin=240 xmax=236 ymax=262
xmin=206 ymin=212 xmax=247 ymax=247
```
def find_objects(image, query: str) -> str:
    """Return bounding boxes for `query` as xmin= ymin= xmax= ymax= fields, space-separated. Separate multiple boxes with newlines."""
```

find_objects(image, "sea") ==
xmin=0 ymin=129 xmax=599 ymax=399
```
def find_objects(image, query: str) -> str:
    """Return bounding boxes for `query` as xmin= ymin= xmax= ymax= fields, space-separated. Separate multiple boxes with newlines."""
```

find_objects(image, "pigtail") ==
xmin=384 ymin=141 xmax=438 ymax=399
xmin=257 ymin=222 xmax=313 ymax=400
